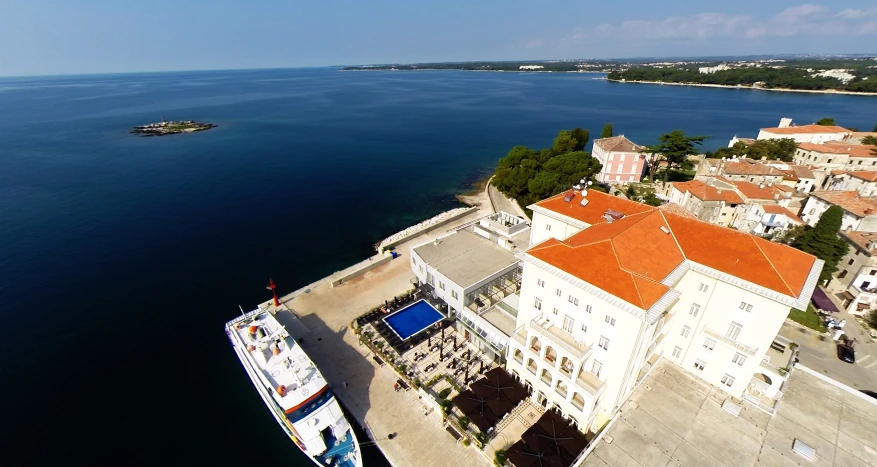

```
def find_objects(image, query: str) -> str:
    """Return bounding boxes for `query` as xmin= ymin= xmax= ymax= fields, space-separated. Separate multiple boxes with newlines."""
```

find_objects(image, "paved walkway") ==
xmin=262 ymin=205 xmax=494 ymax=467
xmin=583 ymin=360 xmax=877 ymax=467
xmin=488 ymin=183 xmax=527 ymax=218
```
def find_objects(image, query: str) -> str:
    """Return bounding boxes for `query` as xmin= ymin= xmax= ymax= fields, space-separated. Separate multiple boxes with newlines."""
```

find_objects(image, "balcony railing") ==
xmin=527 ymin=319 xmax=592 ymax=361
xmin=556 ymin=385 xmax=568 ymax=398
xmin=527 ymin=362 xmax=538 ymax=375
xmin=703 ymin=327 xmax=758 ymax=356
xmin=541 ymin=373 xmax=552 ymax=386
xmin=571 ymin=397 xmax=585 ymax=411
xmin=575 ymin=370 xmax=604 ymax=397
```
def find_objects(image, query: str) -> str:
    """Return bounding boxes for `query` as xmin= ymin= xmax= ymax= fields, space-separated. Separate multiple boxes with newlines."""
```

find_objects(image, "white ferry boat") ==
xmin=226 ymin=308 xmax=362 ymax=467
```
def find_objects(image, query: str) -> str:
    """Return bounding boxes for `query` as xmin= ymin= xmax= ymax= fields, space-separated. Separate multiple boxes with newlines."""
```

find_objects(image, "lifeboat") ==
xmin=276 ymin=385 xmax=287 ymax=396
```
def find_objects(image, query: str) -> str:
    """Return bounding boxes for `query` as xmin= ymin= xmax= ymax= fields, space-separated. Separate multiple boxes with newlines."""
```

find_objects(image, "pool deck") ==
xmin=258 ymin=188 xmax=496 ymax=467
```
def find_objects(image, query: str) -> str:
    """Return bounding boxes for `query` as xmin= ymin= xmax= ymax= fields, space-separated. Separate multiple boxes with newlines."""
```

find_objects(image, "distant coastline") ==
xmin=604 ymin=78 xmax=877 ymax=97
xmin=341 ymin=68 xmax=607 ymax=74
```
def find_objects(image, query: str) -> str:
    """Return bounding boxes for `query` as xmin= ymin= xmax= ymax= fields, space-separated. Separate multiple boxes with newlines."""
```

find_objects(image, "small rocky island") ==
xmin=131 ymin=120 xmax=217 ymax=137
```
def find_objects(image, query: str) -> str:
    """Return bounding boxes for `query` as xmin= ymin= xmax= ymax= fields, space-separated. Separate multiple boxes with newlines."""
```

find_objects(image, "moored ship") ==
xmin=226 ymin=302 xmax=361 ymax=467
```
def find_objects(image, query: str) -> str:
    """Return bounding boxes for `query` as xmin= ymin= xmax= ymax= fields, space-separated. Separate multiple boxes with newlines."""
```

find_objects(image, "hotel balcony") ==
xmin=525 ymin=316 xmax=592 ymax=362
xmin=703 ymin=327 xmax=759 ymax=356
xmin=575 ymin=370 xmax=604 ymax=397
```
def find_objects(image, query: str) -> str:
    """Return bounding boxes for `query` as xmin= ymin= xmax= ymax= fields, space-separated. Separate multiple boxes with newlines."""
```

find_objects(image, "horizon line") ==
xmin=2 ymin=52 xmax=875 ymax=79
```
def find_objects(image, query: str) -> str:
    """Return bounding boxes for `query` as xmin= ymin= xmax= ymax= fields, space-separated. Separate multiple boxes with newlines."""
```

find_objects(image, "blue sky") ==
xmin=1 ymin=0 xmax=876 ymax=76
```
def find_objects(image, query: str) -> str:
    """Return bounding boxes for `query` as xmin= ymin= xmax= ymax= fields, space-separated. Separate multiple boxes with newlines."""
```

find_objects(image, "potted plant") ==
xmin=494 ymin=449 xmax=507 ymax=466
xmin=459 ymin=415 xmax=470 ymax=430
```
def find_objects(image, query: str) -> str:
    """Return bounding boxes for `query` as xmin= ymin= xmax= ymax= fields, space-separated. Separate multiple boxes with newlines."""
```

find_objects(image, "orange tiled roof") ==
xmin=848 ymin=171 xmax=877 ymax=182
xmin=762 ymin=205 xmax=803 ymax=224
xmin=780 ymin=170 xmax=799 ymax=181
xmin=731 ymin=180 xmax=785 ymax=200
xmin=787 ymin=165 xmax=815 ymax=179
xmin=528 ymin=191 xmax=817 ymax=310
xmin=723 ymin=161 xmax=785 ymax=176
xmin=811 ymin=191 xmax=877 ymax=217
xmin=658 ymin=203 xmax=697 ymax=219
xmin=531 ymin=190 xmax=653 ymax=226
xmin=823 ymin=142 xmax=877 ymax=158
xmin=761 ymin=124 xmax=850 ymax=135
xmin=670 ymin=180 xmax=744 ymax=204
xmin=841 ymin=231 xmax=877 ymax=254
xmin=593 ymin=135 xmax=644 ymax=153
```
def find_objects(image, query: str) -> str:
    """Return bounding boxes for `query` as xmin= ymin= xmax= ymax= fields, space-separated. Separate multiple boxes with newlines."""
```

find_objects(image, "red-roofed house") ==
xmin=592 ymin=136 xmax=650 ymax=184
xmin=732 ymin=203 xmax=803 ymax=238
xmin=508 ymin=189 xmax=821 ymax=431
xmin=801 ymin=191 xmax=877 ymax=232
xmin=822 ymin=171 xmax=877 ymax=196
xmin=757 ymin=118 xmax=852 ymax=144
xmin=667 ymin=179 xmax=743 ymax=226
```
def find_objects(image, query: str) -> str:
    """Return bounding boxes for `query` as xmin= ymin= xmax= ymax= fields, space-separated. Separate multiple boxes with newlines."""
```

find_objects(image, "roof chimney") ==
xmin=563 ymin=191 xmax=576 ymax=203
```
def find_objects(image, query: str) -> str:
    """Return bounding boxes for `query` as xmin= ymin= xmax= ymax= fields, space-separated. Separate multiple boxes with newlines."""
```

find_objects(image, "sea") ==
xmin=1 ymin=68 xmax=875 ymax=466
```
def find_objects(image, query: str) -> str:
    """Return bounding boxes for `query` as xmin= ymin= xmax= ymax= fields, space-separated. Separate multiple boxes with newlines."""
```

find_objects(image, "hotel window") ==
xmin=585 ymin=304 xmax=592 ymax=313
xmin=555 ymin=288 xmax=562 ymax=297
xmin=672 ymin=346 xmax=682 ymax=358
xmin=689 ymin=303 xmax=700 ymax=317
xmin=451 ymin=290 xmax=458 ymax=299
xmin=703 ymin=338 xmax=716 ymax=350
xmin=604 ymin=315 xmax=616 ymax=326
xmin=581 ymin=324 xmax=587 ymax=332
xmin=537 ymin=278 xmax=545 ymax=288
xmin=546 ymin=224 xmax=552 ymax=231
xmin=568 ymin=295 xmax=579 ymax=306
xmin=739 ymin=302 xmax=753 ymax=312
xmin=552 ymin=307 xmax=558 ymax=315
xmin=870 ymin=270 xmax=876 ymax=276
xmin=839 ymin=270 xmax=848 ymax=279
xmin=848 ymin=259 xmax=855 ymax=265
xmin=721 ymin=374 xmax=735 ymax=387
xmin=693 ymin=359 xmax=706 ymax=371
xmin=726 ymin=321 xmax=743 ymax=341
xmin=439 ymin=282 xmax=445 ymax=291
xmin=534 ymin=298 xmax=542 ymax=310
xmin=699 ymin=283 xmax=709 ymax=293
xmin=591 ymin=360 xmax=603 ymax=378
xmin=732 ymin=353 xmax=746 ymax=366
xmin=598 ymin=336 xmax=610 ymax=350
xmin=419 ymin=265 xmax=424 ymax=273
xmin=562 ymin=315 xmax=575 ymax=333
xmin=681 ymin=325 xmax=691 ymax=338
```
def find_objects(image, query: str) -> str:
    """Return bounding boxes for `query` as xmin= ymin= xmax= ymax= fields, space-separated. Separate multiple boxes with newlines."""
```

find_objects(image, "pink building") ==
xmin=592 ymin=136 xmax=649 ymax=184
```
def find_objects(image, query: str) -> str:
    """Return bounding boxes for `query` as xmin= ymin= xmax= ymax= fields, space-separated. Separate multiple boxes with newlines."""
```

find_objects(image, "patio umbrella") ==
xmin=555 ymin=424 xmax=588 ymax=458
xmin=468 ymin=412 xmax=496 ymax=433
xmin=486 ymin=397 xmax=514 ymax=418
xmin=506 ymin=439 xmax=565 ymax=467
xmin=441 ymin=326 xmax=445 ymax=340
xmin=452 ymin=390 xmax=484 ymax=415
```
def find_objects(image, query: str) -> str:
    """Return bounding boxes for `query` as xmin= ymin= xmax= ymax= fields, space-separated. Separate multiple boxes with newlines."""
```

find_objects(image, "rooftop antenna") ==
xmin=239 ymin=305 xmax=246 ymax=317
xmin=267 ymin=278 xmax=280 ymax=307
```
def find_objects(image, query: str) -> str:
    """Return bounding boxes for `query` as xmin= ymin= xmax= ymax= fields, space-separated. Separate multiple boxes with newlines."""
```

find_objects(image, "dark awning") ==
xmin=810 ymin=288 xmax=839 ymax=313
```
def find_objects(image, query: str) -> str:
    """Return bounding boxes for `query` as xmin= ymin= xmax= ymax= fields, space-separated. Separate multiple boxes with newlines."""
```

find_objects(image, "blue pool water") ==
xmin=384 ymin=300 xmax=444 ymax=340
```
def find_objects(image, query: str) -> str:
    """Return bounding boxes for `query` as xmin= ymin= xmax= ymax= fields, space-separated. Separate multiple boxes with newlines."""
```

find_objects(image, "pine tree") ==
xmin=600 ymin=123 xmax=613 ymax=138
xmin=795 ymin=205 xmax=848 ymax=284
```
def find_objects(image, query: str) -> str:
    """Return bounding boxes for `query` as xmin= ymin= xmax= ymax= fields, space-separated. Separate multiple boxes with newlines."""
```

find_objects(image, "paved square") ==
xmin=583 ymin=360 xmax=877 ymax=467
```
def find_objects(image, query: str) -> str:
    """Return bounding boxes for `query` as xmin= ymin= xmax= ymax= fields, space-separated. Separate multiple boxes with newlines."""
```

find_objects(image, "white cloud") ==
xmin=533 ymin=3 xmax=877 ymax=48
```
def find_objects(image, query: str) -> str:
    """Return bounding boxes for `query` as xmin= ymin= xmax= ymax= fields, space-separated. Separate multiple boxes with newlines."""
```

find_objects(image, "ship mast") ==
xmin=267 ymin=278 xmax=280 ymax=307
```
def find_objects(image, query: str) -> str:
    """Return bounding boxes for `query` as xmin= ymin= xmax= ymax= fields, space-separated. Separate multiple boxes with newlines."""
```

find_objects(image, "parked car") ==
xmin=837 ymin=344 xmax=856 ymax=364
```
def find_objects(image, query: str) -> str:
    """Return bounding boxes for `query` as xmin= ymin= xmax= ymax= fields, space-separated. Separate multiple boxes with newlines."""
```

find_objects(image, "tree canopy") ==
xmin=600 ymin=123 xmax=613 ymax=139
xmin=492 ymin=130 xmax=603 ymax=214
xmin=710 ymin=138 xmax=798 ymax=162
xmin=862 ymin=135 xmax=877 ymax=146
xmin=645 ymin=130 xmax=708 ymax=184
xmin=794 ymin=206 xmax=849 ymax=284
xmin=873 ymin=123 xmax=877 ymax=132
xmin=816 ymin=117 xmax=836 ymax=126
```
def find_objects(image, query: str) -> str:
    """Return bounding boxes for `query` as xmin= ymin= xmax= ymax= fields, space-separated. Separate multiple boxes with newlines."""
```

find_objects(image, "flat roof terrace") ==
xmin=582 ymin=360 xmax=877 ymax=467
xmin=413 ymin=229 xmax=520 ymax=290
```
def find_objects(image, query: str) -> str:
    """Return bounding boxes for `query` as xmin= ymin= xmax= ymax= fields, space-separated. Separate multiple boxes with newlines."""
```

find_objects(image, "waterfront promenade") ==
xmin=264 ymin=185 xmax=503 ymax=466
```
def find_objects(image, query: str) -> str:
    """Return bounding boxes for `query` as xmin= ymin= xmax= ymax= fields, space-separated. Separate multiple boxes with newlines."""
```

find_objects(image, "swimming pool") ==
xmin=384 ymin=300 xmax=444 ymax=340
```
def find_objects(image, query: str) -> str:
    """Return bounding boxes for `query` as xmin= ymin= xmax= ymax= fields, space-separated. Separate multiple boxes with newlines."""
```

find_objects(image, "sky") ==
xmin=0 ymin=0 xmax=875 ymax=76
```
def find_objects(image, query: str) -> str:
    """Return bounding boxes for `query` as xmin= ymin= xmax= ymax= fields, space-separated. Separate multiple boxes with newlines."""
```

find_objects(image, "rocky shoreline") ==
xmin=605 ymin=78 xmax=877 ymax=96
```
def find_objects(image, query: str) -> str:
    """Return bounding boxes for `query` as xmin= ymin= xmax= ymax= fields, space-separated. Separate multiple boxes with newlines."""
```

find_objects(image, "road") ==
xmin=488 ymin=182 xmax=527 ymax=218
xmin=779 ymin=318 xmax=877 ymax=393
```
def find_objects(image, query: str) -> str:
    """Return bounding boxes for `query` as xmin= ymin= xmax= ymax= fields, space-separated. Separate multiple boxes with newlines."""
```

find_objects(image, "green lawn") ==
xmin=788 ymin=304 xmax=826 ymax=332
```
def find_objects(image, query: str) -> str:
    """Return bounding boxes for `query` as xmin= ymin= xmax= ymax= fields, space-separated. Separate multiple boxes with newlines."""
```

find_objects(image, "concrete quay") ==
xmin=262 ymin=187 xmax=503 ymax=466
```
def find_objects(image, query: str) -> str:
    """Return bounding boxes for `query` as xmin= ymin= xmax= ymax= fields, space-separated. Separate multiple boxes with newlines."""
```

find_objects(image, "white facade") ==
xmin=800 ymin=195 xmax=877 ymax=232
xmin=528 ymin=209 xmax=586 ymax=246
xmin=506 ymin=201 xmax=820 ymax=432
xmin=758 ymin=128 xmax=851 ymax=144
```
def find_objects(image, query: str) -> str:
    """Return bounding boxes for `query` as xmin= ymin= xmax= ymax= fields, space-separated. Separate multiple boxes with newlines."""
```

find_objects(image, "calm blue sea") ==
xmin=1 ymin=68 xmax=875 ymax=465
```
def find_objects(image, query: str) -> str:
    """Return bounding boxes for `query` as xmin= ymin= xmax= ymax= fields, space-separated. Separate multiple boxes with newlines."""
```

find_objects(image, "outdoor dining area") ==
xmin=505 ymin=409 xmax=589 ymax=467
xmin=451 ymin=367 xmax=528 ymax=433
xmin=407 ymin=324 xmax=495 ymax=387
